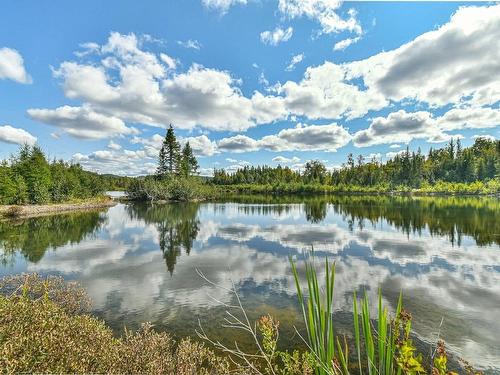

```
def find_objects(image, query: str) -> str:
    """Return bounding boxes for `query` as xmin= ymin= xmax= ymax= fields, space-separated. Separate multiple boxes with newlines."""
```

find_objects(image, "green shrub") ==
xmin=0 ymin=274 xmax=230 ymax=374
xmin=127 ymin=176 xmax=217 ymax=202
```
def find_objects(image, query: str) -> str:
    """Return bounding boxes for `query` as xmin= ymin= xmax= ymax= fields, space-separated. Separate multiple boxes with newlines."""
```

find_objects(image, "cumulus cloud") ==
xmin=353 ymin=110 xmax=445 ymax=147
xmin=180 ymin=135 xmax=219 ymax=156
xmin=0 ymin=125 xmax=37 ymax=145
xmin=278 ymin=0 xmax=361 ymax=35
xmin=472 ymin=134 xmax=496 ymax=141
xmin=159 ymin=53 xmax=178 ymax=70
xmin=260 ymin=27 xmax=293 ymax=46
xmin=354 ymin=107 xmax=500 ymax=147
xmin=26 ymin=5 xmax=500 ymax=149
xmin=28 ymin=33 xmax=290 ymax=135
xmin=346 ymin=4 xmax=500 ymax=107
xmin=218 ymin=123 xmax=351 ymax=153
xmin=0 ymin=47 xmax=32 ymax=84
xmin=107 ymin=140 xmax=122 ymax=150
xmin=285 ymin=53 xmax=304 ymax=71
xmin=333 ymin=36 xmax=360 ymax=51
xmin=201 ymin=0 xmax=246 ymax=13
xmin=278 ymin=61 xmax=387 ymax=120
xmin=272 ymin=155 xmax=300 ymax=163
xmin=131 ymin=133 xmax=218 ymax=157
xmin=28 ymin=105 xmax=138 ymax=139
xmin=72 ymin=148 xmax=157 ymax=176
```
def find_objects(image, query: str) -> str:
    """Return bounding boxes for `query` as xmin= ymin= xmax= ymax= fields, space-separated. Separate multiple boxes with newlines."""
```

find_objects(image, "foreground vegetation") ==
xmin=213 ymin=138 xmax=500 ymax=195
xmin=0 ymin=145 xmax=129 ymax=205
xmin=0 ymin=265 xmax=481 ymax=374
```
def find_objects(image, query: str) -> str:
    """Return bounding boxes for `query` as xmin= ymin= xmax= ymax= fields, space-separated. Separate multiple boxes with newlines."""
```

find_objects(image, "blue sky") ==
xmin=0 ymin=0 xmax=499 ymax=175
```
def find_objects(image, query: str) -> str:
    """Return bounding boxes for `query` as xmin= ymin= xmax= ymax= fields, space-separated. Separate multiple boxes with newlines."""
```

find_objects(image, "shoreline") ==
xmin=0 ymin=198 xmax=117 ymax=220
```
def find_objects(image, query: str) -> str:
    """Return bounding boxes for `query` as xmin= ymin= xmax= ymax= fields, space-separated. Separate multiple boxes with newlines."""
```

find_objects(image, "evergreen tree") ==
xmin=162 ymin=125 xmax=181 ymax=175
xmin=157 ymin=144 xmax=168 ymax=177
xmin=180 ymin=142 xmax=198 ymax=177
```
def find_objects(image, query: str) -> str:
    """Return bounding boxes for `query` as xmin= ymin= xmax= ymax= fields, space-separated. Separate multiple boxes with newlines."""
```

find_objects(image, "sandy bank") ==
xmin=0 ymin=199 xmax=117 ymax=219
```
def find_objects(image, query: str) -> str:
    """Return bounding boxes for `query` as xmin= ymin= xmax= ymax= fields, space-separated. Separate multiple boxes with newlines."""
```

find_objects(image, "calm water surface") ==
xmin=1 ymin=195 xmax=499 ymax=372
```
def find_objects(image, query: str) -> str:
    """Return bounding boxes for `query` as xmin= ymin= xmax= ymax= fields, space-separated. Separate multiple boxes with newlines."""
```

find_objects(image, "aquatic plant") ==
xmin=290 ymin=256 xmax=473 ymax=375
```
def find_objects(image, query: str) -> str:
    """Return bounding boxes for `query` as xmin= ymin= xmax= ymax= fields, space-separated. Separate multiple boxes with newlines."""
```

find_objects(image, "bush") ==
xmin=0 ymin=274 xmax=230 ymax=374
xmin=127 ymin=176 xmax=217 ymax=202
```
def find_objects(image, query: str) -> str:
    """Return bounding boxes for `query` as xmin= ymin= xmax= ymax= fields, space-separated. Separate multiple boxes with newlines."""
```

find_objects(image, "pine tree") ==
xmin=157 ymin=144 xmax=168 ymax=177
xmin=180 ymin=142 xmax=198 ymax=177
xmin=157 ymin=125 xmax=181 ymax=177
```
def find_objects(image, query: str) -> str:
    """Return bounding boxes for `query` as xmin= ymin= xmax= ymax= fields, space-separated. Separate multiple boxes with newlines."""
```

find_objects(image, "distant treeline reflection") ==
xmin=0 ymin=211 xmax=105 ymax=265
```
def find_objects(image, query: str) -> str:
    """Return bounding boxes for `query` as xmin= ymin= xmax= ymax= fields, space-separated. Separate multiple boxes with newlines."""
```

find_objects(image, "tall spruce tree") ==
xmin=180 ymin=142 xmax=198 ymax=177
xmin=157 ymin=125 xmax=181 ymax=177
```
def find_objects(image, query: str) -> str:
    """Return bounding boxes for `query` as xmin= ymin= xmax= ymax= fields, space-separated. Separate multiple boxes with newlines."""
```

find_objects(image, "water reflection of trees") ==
xmin=330 ymin=195 xmax=500 ymax=246
xmin=0 ymin=211 xmax=105 ymax=265
xmin=127 ymin=203 xmax=200 ymax=275
xmin=224 ymin=195 xmax=500 ymax=246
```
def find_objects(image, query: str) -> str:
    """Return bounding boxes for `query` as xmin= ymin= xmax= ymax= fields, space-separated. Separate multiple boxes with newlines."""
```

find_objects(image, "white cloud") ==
xmin=346 ymin=4 xmax=500 ymax=107
xmin=472 ymin=134 xmax=496 ymax=141
xmin=278 ymin=0 xmax=361 ymax=35
xmin=28 ymin=105 xmax=138 ymax=139
xmin=437 ymin=107 xmax=500 ymax=131
xmin=279 ymin=61 xmax=387 ymax=120
xmin=177 ymin=39 xmax=202 ymax=50
xmin=74 ymin=42 xmax=100 ymax=57
xmin=27 ymin=6 xmax=500 ymax=146
xmin=108 ymin=140 xmax=122 ymax=150
xmin=131 ymin=133 xmax=217 ymax=157
xmin=0 ymin=125 xmax=37 ymax=145
xmin=71 ymin=148 xmax=157 ymax=176
xmin=31 ymin=32 xmax=289 ymax=134
xmin=354 ymin=107 xmax=500 ymax=147
xmin=180 ymin=135 xmax=219 ymax=156
xmin=353 ymin=110 xmax=446 ymax=147
xmin=159 ymin=53 xmax=178 ymax=70
xmin=260 ymin=27 xmax=293 ymax=46
xmin=272 ymin=155 xmax=300 ymax=163
xmin=285 ymin=53 xmax=304 ymax=71
xmin=389 ymin=144 xmax=401 ymax=149
xmin=0 ymin=47 xmax=32 ymax=84
xmin=385 ymin=150 xmax=407 ymax=159
xmin=201 ymin=0 xmax=247 ymax=13
xmin=218 ymin=123 xmax=351 ymax=153
xmin=274 ymin=4 xmax=500 ymax=123
xmin=333 ymin=36 xmax=360 ymax=51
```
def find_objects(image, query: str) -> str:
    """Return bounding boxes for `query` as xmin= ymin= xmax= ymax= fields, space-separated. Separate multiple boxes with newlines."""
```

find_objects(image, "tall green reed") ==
xmin=290 ymin=255 xmax=408 ymax=375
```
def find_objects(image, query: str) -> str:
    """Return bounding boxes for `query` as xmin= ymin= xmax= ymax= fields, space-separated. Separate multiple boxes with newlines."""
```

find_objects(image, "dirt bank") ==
xmin=0 ymin=199 xmax=117 ymax=220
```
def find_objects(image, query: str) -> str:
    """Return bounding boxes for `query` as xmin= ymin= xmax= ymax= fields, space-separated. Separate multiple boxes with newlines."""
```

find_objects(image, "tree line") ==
xmin=0 ymin=145 xmax=129 ymax=205
xmin=213 ymin=138 xmax=499 ymax=188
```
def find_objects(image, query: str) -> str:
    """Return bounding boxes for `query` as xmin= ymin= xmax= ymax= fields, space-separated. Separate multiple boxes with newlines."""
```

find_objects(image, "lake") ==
xmin=1 ymin=195 xmax=499 ymax=372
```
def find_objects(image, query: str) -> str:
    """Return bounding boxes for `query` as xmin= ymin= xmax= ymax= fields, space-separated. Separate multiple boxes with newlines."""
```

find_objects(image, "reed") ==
xmin=290 ymin=255 xmax=426 ymax=375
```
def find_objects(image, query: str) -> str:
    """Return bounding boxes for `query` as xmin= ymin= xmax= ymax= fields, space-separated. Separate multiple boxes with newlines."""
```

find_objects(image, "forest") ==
xmin=0 ymin=145 xmax=129 ymax=205
xmin=212 ymin=137 xmax=500 ymax=194
xmin=2 ymin=133 xmax=499 ymax=206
